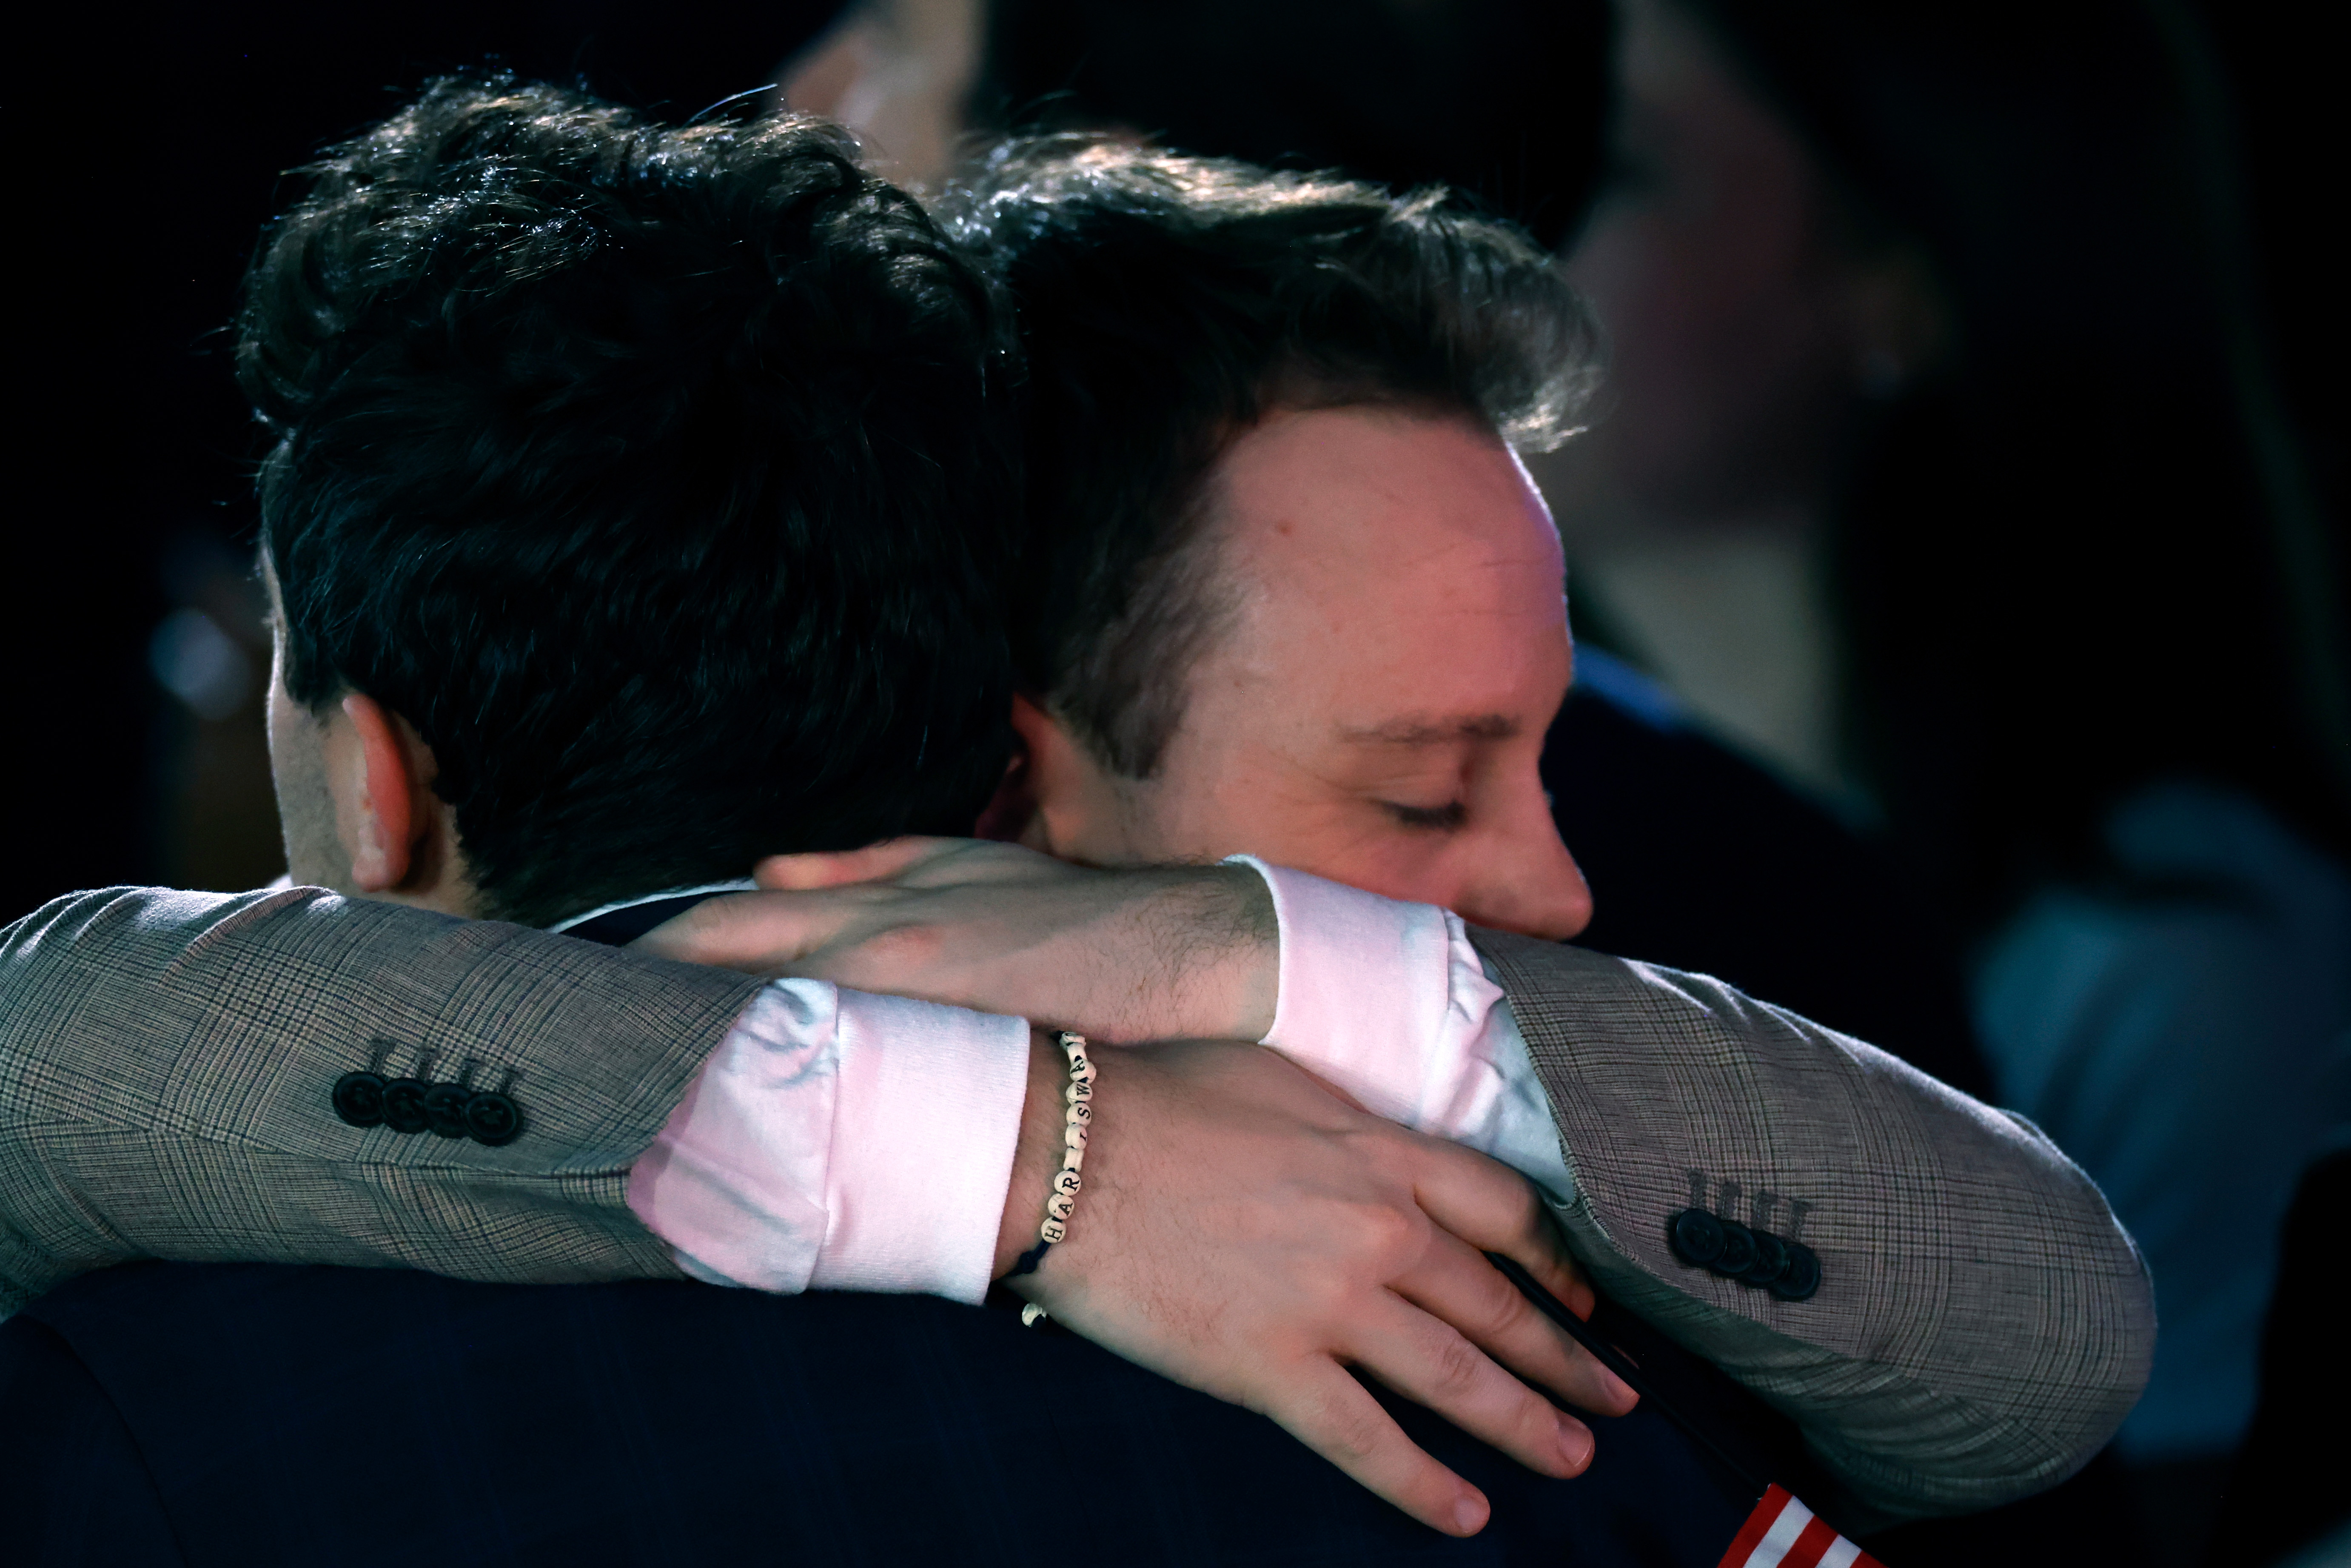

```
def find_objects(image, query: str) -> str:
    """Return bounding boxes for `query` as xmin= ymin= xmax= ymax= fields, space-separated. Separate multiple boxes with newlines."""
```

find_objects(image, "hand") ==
xmin=997 ymin=1035 xmax=1636 ymax=1537
xmin=632 ymin=837 xmax=1278 ymax=1043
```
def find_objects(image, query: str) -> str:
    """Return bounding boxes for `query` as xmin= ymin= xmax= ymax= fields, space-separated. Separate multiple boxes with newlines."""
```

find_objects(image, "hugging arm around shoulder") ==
xmin=1468 ymin=928 xmax=2154 ymax=1530
xmin=0 ymin=886 xmax=2151 ymax=1529
xmin=0 ymin=887 xmax=764 ymax=1316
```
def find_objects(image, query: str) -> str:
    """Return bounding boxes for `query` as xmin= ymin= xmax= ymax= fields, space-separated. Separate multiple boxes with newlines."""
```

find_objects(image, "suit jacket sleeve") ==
xmin=0 ymin=887 xmax=766 ymax=1317
xmin=1468 ymin=927 xmax=2153 ymax=1529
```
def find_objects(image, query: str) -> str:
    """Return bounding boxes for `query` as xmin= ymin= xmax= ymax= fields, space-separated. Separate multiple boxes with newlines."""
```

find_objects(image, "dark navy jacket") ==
xmin=3 ymin=1260 xmax=1776 ymax=1566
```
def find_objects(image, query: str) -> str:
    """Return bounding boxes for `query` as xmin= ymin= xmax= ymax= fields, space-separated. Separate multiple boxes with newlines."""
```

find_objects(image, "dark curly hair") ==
xmin=941 ymin=138 xmax=1599 ymax=778
xmin=243 ymin=77 xmax=1017 ymax=926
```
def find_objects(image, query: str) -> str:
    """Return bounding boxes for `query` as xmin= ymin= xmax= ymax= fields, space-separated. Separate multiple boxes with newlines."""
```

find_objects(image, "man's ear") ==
xmin=325 ymin=693 xmax=436 ymax=893
xmin=983 ymin=692 xmax=1134 ymax=863
xmin=973 ymin=694 xmax=1049 ymax=845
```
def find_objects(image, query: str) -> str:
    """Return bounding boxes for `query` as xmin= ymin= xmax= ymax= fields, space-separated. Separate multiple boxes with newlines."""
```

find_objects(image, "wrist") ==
xmin=1157 ymin=863 xmax=1278 ymax=1042
xmin=994 ymin=1027 xmax=1072 ymax=1280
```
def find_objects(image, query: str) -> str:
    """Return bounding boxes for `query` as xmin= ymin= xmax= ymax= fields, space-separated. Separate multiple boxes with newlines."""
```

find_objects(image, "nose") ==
xmin=1450 ymin=789 xmax=1594 ymax=941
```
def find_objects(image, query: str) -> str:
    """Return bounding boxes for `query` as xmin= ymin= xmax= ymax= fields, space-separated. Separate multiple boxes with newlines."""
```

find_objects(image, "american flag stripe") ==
xmin=1716 ymin=1485 xmax=1884 ymax=1568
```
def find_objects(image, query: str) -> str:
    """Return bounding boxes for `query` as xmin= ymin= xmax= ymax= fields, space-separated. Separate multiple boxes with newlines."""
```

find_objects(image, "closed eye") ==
xmin=1382 ymin=800 xmax=1468 ymax=831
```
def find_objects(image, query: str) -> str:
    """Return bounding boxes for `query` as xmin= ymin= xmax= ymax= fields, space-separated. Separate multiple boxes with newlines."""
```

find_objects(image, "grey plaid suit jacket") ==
xmin=0 ymin=886 xmax=2150 ymax=1529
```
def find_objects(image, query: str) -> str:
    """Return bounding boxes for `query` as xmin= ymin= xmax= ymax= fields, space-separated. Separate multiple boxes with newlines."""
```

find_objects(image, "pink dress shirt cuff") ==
xmin=1223 ymin=857 xmax=1576 ymax=1203
xmin=1226 ymin=856 xmax=1507 ymax=1128
xmin=627 ymin=980 xmax=1030 ymax=1304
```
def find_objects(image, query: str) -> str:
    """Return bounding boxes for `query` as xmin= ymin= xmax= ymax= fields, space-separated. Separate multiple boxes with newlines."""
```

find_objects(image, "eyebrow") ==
xmin=1338 ymin=713 xmax=1521 ymax=746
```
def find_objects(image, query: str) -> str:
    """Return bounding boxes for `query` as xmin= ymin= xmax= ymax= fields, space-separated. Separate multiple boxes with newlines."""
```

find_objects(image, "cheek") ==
xmin=1141 ymin=739 xmax=1409 ymax=884
xmin=1226 ymin=801 xmax=1466 ymax=908
xmin=1299 ymin=832 xmax=1467 ymax=912
xmin=1180 ymin=766 xmax=1351 ymax=867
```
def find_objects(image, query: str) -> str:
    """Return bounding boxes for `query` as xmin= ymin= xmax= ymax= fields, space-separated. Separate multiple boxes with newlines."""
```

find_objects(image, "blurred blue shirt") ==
xmin=1974 ymin=780 xmax=2351 ymax=1462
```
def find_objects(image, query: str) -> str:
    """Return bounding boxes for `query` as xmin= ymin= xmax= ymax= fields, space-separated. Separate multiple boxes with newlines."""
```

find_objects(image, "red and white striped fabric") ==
xmin=1716 ymin=1485 xmax=1885 ymax=1568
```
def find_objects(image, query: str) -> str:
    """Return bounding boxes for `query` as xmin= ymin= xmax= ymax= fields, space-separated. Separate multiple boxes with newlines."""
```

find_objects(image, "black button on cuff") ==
xmin=1668 ymin=1205 xmax=1824 ymax=1301
xmin=1771 ymin=1243 xmax=1822 ymax=1300
xmin=331 ymin=1072 xmax=386 ymax=1128
xmin=422 ymin=1084 xmax=473 ymax=1139
xmin=464 ymin=1091 xmax=524 ymax=1147
xmin=380 ymin=1078 xmax=432 ymax=1135
xmin=1710 ymin=1221 xmax=1758 ymax=1278
xmin=1742 ymin=1230 xmax=1791 ymax=1289
xmin=1668 ymin=1208 xmax=1726 ymax=1268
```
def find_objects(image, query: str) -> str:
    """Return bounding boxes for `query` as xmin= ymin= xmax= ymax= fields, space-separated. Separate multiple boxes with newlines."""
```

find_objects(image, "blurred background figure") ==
xmin=9 ymin=3 xmax=2345 ymax=1564
xmin=1531 ymin=4 xmax=2351 ymax=1560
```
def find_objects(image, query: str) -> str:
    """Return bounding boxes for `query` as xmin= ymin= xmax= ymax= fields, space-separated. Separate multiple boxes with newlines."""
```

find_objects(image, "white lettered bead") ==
xmin=1052 ymin=1169 xmax=1083 ymax=1197
xmin=1064 ymin=1123 xmax=1089 ymax=1150
xmin=1039 ymin=1217 xmax=1068 ymax=1244
xmin=1046 ymin=1192 xmax=1076 ymax=1222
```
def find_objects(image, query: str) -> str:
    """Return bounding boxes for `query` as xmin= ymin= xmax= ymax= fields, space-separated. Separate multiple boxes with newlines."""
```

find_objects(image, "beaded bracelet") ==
xmin=1005 ymin=1031 xmax=1093 ymax=1297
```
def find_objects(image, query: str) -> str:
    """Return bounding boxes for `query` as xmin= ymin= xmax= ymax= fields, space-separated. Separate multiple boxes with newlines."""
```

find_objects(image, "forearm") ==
xmin=1473 ymin=927 xmax=2154 ymax=1526
xmin=639 ymin=848 xmax=1280 ymax=1045
xmin=625 ymin=846 xmax=2152 ymax=1521
xmin=0 ymin=886 xmax=762 ymax=1309
xmin=0 ymin=1133 xmax=677 ymax=1316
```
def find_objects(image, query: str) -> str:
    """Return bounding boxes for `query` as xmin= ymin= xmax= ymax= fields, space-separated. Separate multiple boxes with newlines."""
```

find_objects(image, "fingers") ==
xmin=1262 ymin=1362 xmax=1493 ymax=1537
xmin=752 ymin=836 xmax=954 ymax=890
xmin=628 ymin=889 xmax=830 ymax=971
xmin=1391 ymin=1226 xmax=1636 ymax=1418
xmin=1343 ymin=1289 xmax=1599 ymax=1483
xmin=1406 ymin=1134 xmax=1597 ymax=1322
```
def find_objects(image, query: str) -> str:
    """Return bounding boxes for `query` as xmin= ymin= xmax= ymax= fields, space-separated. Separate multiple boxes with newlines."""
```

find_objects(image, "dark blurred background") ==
xmin=6 ymin=2 xmax=850 ymax=924
xmin=6 ymin=0 xmax=2339 ymax=924
xmin=4 ymin=5 xmax=2345 ymax=1564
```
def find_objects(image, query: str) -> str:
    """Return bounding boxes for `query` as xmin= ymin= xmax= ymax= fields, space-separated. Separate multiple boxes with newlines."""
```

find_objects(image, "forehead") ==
xmin=1211 ymin=406 xmax=1562 ymax=613
xmin=1197 ymin=405 xmax=1567 ymax=721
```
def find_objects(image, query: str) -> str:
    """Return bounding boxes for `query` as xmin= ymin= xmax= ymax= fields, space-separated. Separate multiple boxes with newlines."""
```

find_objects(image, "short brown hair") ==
xmin=946 ymin=138 xmax=1599 ymax=776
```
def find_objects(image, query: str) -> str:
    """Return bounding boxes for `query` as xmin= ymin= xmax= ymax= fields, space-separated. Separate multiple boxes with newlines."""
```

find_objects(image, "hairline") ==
xmin=1062 ymin=393 xmax=1515 ymax=780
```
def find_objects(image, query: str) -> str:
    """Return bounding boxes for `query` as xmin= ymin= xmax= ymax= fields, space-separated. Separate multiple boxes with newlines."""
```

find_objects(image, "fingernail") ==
xmin=1559 ymin=1415 xmax=1594 ymax=1472
xmin=1454 ymin=1493 xmax=1488 ymax=1534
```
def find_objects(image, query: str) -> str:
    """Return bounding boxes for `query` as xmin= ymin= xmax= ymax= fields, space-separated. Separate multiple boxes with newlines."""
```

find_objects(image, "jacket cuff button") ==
xmin=1709 ymin=1220 xmax=1759 ymax=1277
xmin=1741 ymin=1229 xmax=1792 ymax=1289
xmin=1668 ymin=1207 xmax=1726 ymax=1267
xmin=422 ymin=1084 xmax=474 ymax=1139
xmin=1770 ymin=1243 xmax=1822 ymax=1301
xmin=464 ymin=1090 xmax=524 ymax=1147
xmin=380 ymin=1079 xmax=432 ymax=1134
xmin=331 ymin=1071 xmax=386 ymax=1128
